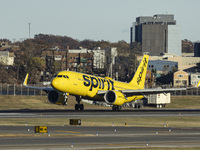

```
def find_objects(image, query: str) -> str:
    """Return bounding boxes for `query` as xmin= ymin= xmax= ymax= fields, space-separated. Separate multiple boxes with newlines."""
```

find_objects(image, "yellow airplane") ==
xmin=23 ymin=55 xmax=186 ymax=111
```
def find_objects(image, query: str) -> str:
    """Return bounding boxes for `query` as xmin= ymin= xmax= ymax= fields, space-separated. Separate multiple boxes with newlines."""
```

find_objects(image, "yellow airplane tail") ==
xmin=129 ymin=55 xmax=149 ymax=89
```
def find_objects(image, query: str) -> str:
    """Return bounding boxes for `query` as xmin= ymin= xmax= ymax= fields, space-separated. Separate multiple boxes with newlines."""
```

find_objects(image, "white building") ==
xmin=168 ymin=25 xmax=181 ymax=56
xmin=68 ymin=47 xmax=117 ymax=70
xmin=190 ymin=73 xmax=200 ymax=87
xmin=90 ymin=49 xmax=105 ymax=69
xmin=0 ymin=51 xmax=14 ymax=65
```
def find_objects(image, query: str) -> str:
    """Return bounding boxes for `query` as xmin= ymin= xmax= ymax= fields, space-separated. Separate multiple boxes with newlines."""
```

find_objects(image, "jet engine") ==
xmin=104 ymin=90 xmax=126 ymax=106
xmin=47 ymin=90 xmax=65 ymax=105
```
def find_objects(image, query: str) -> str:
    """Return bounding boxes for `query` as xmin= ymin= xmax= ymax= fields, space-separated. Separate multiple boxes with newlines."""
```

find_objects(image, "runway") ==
xmin=0 ymin=126 xmax=200 ymax=149
xmin=0 ymin=109 xmax=200 ymax=149
xmin=0 ymin=109 xmax=200 ymax=118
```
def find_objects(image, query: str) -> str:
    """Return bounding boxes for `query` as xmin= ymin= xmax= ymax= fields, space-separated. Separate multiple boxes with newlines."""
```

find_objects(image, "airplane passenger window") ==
xmin=57 ymin=75 xmax=62 ymax=77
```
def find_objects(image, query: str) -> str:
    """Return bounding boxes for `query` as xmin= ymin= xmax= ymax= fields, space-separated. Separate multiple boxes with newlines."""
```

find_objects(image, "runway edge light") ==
xmin=71 ymin=141 xmax=73 ymax=148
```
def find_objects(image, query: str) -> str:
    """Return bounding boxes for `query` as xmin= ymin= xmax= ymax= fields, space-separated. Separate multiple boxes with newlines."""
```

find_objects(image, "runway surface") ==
xmin=0 ymin=109 xmax=200 ymax=149
xmin=0 ymin=126 xmax=200 ymax=149
xmin=0 ymin=109 xmax=200 ymax=118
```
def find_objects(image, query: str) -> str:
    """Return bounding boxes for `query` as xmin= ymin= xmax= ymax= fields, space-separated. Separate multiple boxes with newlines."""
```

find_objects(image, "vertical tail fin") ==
xmin=129 ymin=55 xmax=149 ymax=89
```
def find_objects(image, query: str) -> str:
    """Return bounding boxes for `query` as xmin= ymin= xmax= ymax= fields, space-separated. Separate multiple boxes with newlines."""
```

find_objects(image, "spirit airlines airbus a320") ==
xmin=23 ymin=55 xmax=186 ymax=111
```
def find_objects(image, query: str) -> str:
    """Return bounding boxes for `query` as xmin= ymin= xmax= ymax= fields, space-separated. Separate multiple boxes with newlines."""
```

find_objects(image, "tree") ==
xmin=26 ymin=57 xmax=46 ymax=84
xmin=0 ymin=63 xmax=17 ymax=84
xmin=182 ymin=39 xmax=194 ymax=53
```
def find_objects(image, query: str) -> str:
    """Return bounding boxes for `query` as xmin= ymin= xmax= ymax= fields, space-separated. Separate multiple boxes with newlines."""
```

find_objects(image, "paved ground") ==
xmin=0 ymin=108 xmax=200 ymax=118
xmin=0 ymin=126 xmax=200 ymax=149
xmin=0 ymin=109 xmax=199 ymax=149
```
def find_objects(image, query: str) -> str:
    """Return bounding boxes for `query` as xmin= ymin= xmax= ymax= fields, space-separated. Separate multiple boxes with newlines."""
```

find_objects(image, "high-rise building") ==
xmin=194 ymin=42 xmax=200 ymax=57
xmin=131 ymin=14 xmax=181 ymax=56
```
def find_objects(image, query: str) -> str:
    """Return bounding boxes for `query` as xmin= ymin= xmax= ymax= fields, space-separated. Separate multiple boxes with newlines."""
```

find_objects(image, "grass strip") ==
xmin=0 ymin=116 xmax=200 ymax=127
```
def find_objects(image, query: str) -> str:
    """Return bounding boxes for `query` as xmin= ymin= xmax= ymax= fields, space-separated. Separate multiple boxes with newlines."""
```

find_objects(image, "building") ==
xmin=0 ymin=51 xmax=14 ymax=65
xmin=148 ymin=60 xmax=178 ymax=74
xmin=89 ymin=48 xmax=105 ymax=69
xmin=194 ymin=42 xmax=200 ymax=57
xmin=42 ymin=48 xmax=93 ymax=75
xmin=137 ymin=54 xmax=200 ymax=72
xmin=190 ymin=73 xmax=200 ymax=87
xmin=0 ymin=41 xmax=19 ymax=51
xmin=131 ymin=14 xmax=181 ymax=56
xmin=41 ymin=47 xmax=117 ymax=79
xmin=41 ymin=49 xmax=68 ymax=74
xmin=173 ymin=70 xmax=189 ymax=87
xmin=68 ymin=49 xmax=93 ymax=73
xmin=104 ymin=47 xmax=118 ymax=78
xmin=0 ymin=42 xmax=11 ymax=51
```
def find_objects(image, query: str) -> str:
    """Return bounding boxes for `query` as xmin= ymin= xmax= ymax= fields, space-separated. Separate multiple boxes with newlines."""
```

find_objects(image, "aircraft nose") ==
xmin=51 ymin=78 xmax=60 ymax=89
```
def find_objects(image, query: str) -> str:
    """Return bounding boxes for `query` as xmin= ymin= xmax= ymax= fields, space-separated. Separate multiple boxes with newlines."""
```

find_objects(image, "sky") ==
xmin=1 ymin=0 xmax=200 ymax=43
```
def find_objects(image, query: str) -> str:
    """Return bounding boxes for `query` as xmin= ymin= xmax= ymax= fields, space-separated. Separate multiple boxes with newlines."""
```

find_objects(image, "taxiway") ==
xmin=0 ymin=109 xmax=199 ymax=149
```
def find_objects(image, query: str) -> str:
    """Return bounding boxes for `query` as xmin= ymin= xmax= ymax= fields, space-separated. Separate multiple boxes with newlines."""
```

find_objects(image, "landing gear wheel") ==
xmin=80 ymin=104 xmax=84 ymax=110
xmin=112 ymin=105 xmax=122 ymax=111
xmin=75 ymin=104 xmax=79 ymax=110
xmin=75 ymin=104 xmax=84 ymax=111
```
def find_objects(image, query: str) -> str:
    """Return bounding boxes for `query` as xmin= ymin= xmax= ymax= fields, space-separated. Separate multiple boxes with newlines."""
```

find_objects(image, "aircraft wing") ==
xmin=121 ymin=88 xmax=187 ymax=96
xmin=97 ymin=88 xmax=186 ymax=96
xmin=23 ymin=74 xmax=53 ymax=93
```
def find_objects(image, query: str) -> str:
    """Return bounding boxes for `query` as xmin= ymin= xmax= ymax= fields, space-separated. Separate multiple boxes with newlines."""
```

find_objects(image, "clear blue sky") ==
xmin=1 ymin=0 xmax=200 ymax=43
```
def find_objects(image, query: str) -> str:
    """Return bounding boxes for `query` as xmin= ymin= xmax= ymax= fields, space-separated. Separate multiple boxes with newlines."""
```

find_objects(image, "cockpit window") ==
xmin=56 ymin=75 xmax=69 ymax=78
xmin=63 ymin=75 xmax=69 ymax=78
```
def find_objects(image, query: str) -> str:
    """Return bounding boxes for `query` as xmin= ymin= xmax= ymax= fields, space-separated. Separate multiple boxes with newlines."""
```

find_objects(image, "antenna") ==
xmin=28 ymin=23 xmax=31 ymax=38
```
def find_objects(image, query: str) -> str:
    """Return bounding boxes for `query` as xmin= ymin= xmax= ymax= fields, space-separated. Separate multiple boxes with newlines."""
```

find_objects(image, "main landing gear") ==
xmin=75 ymin=96 xmax=84 ymax=111
xmin=112 ymin=105 xmax=122 ymax=111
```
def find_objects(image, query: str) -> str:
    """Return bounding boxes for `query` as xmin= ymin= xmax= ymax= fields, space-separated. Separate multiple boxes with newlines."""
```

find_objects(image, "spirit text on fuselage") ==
xmin=83 ymin=75 xmax=114 ymax=91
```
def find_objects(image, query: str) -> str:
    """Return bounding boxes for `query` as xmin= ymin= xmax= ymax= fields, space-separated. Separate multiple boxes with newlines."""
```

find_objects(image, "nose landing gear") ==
xmin=62 ymin=93 xmax=68 ymax=105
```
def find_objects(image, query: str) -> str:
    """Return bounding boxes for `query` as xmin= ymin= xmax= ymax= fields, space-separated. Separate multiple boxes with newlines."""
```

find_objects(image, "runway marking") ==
xmin=107 ymin=143 xmax=146 ymax=148
xmin=55 ymin=130 xmax=81 ymax=134
xmin=149 ymin=131 xmax=175 ymax=133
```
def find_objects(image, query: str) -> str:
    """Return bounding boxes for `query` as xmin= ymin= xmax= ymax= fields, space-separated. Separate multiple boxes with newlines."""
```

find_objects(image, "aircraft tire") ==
xmin=75 ymin=104 xmax=79 ymax=110
xmin=117 ymin=106 xmax=122 ymax=111
xmin=75 ymin=104 xmax=84 ymax=111
xmin=112 ymin=106 xmax=116 ymax=111
xmin=80 ymin=104 xmax=84 ymax=110
xmin=112 ymin=106 xmax=122 ymax=111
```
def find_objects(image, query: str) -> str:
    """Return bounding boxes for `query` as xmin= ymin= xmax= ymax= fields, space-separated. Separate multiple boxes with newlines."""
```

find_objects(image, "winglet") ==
xmin=197 ymin=80 xmax=200 ymax=87
xmin=23 ymin=74 xmax=29 ymax=86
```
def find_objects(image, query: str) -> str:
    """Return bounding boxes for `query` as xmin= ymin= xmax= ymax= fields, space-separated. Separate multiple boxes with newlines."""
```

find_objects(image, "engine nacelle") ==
xmin=48 ymin=90 xmax=65 ymax=105
xmin=104 ymin=90 xmax=126 ymax=106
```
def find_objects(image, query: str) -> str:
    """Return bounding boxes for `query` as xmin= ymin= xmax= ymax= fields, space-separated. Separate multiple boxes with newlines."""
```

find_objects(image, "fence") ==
xmin=172 ymin=88 xmax=200 ymax=96
xmin=0 ymin=84 xmax=200 ymax=96
xmin=0 ymin=84 xmax=46 ymax=96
